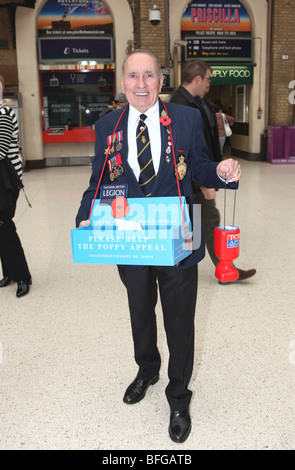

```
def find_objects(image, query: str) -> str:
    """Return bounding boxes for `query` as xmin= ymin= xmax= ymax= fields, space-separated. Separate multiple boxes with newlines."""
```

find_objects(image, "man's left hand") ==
xmin=217 ymin=158 xmax=241 ymax=181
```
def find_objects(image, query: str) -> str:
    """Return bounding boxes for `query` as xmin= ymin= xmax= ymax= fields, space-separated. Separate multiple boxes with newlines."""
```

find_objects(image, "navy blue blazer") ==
xmin=76 ymin=99 xmax=227 ymax=269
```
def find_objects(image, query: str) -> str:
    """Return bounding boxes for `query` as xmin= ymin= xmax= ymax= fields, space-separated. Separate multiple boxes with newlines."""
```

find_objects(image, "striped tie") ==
xmin=136 ymin=114 xmax=155 ymax=197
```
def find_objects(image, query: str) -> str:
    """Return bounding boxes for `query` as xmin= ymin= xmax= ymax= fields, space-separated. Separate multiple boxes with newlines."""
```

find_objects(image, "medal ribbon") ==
xmin=107 ymin=154 xmax=122 ymax=172
xmin=107 ymin=130 xmax=123 ymax=146
xmin=88 ymin=108 xmax=127 ymax=220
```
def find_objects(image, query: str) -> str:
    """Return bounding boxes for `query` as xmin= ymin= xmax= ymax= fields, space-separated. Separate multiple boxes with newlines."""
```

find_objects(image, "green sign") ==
xmin=210 ymin=65 xmax=254 ymax=84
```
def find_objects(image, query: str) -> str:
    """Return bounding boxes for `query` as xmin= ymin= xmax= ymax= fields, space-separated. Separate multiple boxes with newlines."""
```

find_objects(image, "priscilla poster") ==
xmin=37 ymin=0 xmax=113 ymax=37
xmin=181 ymin=0 xmax=251 ymax=36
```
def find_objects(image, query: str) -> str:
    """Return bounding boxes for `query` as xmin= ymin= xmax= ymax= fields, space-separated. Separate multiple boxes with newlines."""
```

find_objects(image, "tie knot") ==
xmin=140 ymin=114 xmax=147 ymax=122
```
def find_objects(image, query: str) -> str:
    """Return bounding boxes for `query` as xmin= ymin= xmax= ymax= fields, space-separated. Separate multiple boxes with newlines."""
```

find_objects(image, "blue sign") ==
xmin=71 ymin=197 xmax=194 ymax=266
xmin=39 ymin=37 xmax=114 ymax=63
xmin=186 ymin=37 xmax=252 ymax=61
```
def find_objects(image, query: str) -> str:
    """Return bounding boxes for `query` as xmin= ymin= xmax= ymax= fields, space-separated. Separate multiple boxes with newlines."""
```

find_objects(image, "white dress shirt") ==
xmin=127 ymin=102 xmax=162 ymax=181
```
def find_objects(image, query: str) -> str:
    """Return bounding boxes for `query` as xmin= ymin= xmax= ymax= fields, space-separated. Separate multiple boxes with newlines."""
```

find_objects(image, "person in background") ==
xmin=114 ymin=92 xmax=128 ymax=109
xmin=170 ymin=60 xmax=256 ymax=284
xmin=0 ymin=75 xmax=31 ymax=298
xmin=214 ymin=100 xmax=235 ymax=154
xmin=99 ymin=94 xmax=117 ymax=119
xmin=76 ymin=50 xmax=243 ymax=443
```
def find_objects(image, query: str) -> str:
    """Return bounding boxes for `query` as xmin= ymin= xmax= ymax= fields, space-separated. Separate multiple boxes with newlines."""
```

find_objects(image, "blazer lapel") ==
xmin=152 ymin=100 xmax=178 ymax=194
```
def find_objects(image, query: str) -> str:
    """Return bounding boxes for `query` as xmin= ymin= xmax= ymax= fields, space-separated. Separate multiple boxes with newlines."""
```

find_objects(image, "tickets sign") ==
xmin=39 ymin=37 xmax=113 ymax=63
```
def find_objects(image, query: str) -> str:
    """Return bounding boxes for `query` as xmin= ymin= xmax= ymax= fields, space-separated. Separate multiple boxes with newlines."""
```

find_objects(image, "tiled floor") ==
xmin=0 ymin=159 xmax=294 ymax=450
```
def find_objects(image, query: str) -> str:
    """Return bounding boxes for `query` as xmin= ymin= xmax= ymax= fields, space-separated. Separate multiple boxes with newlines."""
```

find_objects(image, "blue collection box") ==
xmin=71 ymin=197 xmax=194 ymax=266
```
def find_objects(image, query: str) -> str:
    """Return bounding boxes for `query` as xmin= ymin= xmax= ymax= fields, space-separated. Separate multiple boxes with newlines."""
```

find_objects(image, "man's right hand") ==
xmin=200 ymin=186 xmax=216 ymax=200
xmin=79 ymin=220 xmax=91 ymax=227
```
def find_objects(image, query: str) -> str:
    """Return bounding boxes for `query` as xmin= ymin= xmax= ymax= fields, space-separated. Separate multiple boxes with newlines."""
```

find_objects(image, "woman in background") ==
xmin=0 ymin=74 xmax=31 ymax=298
xmin=215 ymin=101 xmax=235 ymax=154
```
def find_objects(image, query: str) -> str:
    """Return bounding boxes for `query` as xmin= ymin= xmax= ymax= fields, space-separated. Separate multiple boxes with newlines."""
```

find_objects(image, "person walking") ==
xmin=170 ymin=60 xmax=256 ymax=283
xmin=214 ymin=100 xmax=235 ymax=154
xmin=0 ymin=75 xmax=31 ymax=297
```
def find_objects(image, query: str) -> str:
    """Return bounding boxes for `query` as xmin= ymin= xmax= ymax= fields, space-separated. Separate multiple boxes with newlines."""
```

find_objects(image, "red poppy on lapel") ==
xmin=160 ymin=111 xmax=171 ymax=126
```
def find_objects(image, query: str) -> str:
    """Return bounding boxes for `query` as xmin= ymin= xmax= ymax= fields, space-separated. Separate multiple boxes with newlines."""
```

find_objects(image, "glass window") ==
xmin=41 ymin=70 xmax=115 ymax=129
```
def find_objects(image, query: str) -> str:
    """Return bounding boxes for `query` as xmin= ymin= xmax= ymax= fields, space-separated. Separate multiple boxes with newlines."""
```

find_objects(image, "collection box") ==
xmin=71 ymin=196 xmax=194 ymax=266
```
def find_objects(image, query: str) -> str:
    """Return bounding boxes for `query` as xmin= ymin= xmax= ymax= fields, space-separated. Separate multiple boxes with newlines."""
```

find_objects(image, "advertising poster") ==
xmin=37 ymin=0 xmax=113 ymax=37
xmin=181 ymin=0 xmax=251 ymax=36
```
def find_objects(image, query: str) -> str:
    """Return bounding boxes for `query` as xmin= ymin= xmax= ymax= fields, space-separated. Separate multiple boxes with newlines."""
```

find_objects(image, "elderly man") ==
xmin=76 ymin=50 xmax=241 ymax=443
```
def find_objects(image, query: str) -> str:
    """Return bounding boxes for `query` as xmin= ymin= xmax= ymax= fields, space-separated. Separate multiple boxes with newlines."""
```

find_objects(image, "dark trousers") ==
xmin=0 ymin=191 xmax=30 ymax=282
xmin=118 ymin=264 xmax=198 ymax=411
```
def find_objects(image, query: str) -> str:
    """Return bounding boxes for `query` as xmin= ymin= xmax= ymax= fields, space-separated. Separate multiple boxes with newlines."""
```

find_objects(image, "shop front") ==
xmin=208 ymin=64 xmax=255 ymax=155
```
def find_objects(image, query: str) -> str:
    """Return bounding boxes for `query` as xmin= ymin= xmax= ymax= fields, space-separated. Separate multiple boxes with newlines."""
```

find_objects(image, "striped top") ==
xmin=0 ymin=102 xmax=23 ymax=178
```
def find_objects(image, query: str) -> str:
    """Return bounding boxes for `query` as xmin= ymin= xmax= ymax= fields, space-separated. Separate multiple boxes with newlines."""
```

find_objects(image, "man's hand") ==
xmin=200 ymin=187 xmax=216 ymax=200
xmin=217 ymin=158 xmax=241 ymax=181
xmin=79 ymin=220 xmax=91 ymax=227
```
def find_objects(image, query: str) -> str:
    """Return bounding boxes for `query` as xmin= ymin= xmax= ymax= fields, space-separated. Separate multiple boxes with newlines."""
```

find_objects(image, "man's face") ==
xmin=198 ymin=70 xmax=211 ymax=98
xmin=121 ymin=52 xmax=163 ymax=113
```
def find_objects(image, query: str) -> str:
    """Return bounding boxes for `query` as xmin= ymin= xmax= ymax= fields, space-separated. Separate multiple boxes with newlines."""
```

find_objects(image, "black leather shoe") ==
xmin=16 ymin=278 xmax=32 ymax=298
xmin=0 ymin=276 xmax=12 ymax=287
xmin=123 ymin=375 xmax=159 ymax=405
xmin=169 ymin=408 xmax=191 ymax=443
xmin=219 ymin=268 xmax=256 ymax=285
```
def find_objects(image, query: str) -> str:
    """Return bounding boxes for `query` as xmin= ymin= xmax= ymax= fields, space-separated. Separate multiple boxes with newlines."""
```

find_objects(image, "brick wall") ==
xmin=129 ymin=0 xmax=169 ymax=67
xmin=269 ymin=0 xmax=295 ymax=125
xmin=140 ymin=1 xmax=166 ymax=65
xmin=0 ymin=3 xmax=18 ymax=87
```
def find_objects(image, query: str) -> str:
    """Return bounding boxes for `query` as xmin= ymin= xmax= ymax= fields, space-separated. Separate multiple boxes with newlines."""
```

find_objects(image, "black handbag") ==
xmin=0 ymin=157 xmax=24 ymax=211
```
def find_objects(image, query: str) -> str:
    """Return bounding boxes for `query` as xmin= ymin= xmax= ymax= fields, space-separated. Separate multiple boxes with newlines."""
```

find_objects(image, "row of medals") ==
xmin=108 ymin=129 xmax=187 ymax=181
xmin=109 ymin=141 xmax=123 ymax=181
